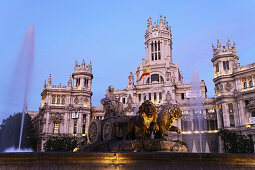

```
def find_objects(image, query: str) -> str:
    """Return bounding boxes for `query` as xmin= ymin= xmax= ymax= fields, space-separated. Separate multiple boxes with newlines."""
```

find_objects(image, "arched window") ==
xmin=249 ymin=81 xmax=253 ymax=87
xmin=61 ymin=98 xmax=65 ymax=105
xmin=151 ymin=74 xmax=159 ymax=82
xmin=57 ymin=97 xmax=60 ymax=104
xmin=244 ymin=82 xmax=247 ymax=89
xmin=151 ymin=42 xmax=153 ymax=52
xmin=158 ymin=41 xmax=160 ymax=51
xmin=160 ymin=76 xmax=164 ymax=83
xmin=52 ymin=97 xmax=56 ymax=104
xmin=155 ymin=41 xmax=157 ymax=51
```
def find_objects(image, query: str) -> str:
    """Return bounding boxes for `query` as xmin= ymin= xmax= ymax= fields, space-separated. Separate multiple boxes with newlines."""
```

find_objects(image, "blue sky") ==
xmin=0 ymin=0 xmax=255 ymax=121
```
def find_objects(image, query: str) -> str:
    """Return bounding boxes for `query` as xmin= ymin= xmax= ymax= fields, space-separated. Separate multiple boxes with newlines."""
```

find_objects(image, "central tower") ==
xmin=145 ymin=15 xmax=173 ymax=64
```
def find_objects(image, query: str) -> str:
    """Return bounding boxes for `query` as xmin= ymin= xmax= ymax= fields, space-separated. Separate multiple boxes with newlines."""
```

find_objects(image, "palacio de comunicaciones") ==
xmin=29 ymin=16 xmax=255 ymax=152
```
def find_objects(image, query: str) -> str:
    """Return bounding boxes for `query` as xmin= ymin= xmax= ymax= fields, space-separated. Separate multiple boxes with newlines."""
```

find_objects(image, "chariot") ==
xmin=88 ymin=116 xmax=130 ymax=144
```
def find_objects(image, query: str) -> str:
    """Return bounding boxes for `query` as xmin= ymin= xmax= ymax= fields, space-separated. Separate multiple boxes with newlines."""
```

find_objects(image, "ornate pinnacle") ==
xmin=43 ymin=80 xmax=46 ymax=89
xmin=68 ymin=75 xmax=72 ymax=87
xmin=48 ymin=74 xmax=52 ymax=85
xmin=227 ymin=39 xmax=231 ymax=49
xmin=82 ymin=58 xmax=85 ymax=68
xmin=217 ymin=39 xmax=221 ymax=50
xmin=75 ymin=59 xmax=78 ymax=68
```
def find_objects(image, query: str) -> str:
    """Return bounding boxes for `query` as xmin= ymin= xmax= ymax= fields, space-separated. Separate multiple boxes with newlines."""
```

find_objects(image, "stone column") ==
xmin=216 ymin=106 xmax=222 ymax=129
xmin=85 ymin=113 xmax=90 ymax=134
xmin=73 ymin=78 xmax=77 ymax=87
xmin=222 ymin=103 xmax=230 ymax=128
xmin=81 ymin=78 xmax=85 ymax=88
xmin=45 ymin=112 xmax=50 ymax=134
xmin=238 ymin=99 xmax=245 ymax=126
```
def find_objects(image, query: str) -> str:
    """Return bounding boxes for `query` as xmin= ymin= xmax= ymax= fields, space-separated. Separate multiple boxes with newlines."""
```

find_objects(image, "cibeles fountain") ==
xmin=82 ymin=85 xmax=187 ymax=152
xmin=1 ymin=26 xmax=255 ymax=170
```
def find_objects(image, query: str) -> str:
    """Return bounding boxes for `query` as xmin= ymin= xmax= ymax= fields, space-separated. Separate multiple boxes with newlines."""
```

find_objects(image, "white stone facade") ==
xmin=31 ymin=59 xmax=93 ymax=151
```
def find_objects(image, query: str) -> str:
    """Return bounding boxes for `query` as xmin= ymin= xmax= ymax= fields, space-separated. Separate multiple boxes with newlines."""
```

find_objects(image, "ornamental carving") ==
xmin=74 ymin=96 xmax=79 ymax=104
xmin=225 ymin=82 xmax=232 ymax=92
xmin=50 ymin=112 xmax=64 ymax=123
xmin=165 ymin=91 xmax=172 ymax=103
xmin=219 ymin=83 xmax=223 ymax=92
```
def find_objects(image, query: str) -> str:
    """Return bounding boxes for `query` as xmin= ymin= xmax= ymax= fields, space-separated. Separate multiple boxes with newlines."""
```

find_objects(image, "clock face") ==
xmin=152 ymin=31 xmax=158 ymax=37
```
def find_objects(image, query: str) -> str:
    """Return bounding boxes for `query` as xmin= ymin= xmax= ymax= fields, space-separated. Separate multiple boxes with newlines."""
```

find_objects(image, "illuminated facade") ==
xmin=30 ymin=16 xmax=255 ymax=152
xmin=30 ymin=59 xmax=93 ymax=151
xmin=212 ymin=40 xmax=255 ymax=148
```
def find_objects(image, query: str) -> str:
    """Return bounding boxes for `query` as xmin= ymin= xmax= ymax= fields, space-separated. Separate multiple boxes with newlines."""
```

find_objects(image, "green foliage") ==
xmin=219 ymin=129 xmax=254 ymax=153
xmin=44 ymin=135 xmax=78 ymax=152
xmin=0 ymin=113 xmax=36 ymax=152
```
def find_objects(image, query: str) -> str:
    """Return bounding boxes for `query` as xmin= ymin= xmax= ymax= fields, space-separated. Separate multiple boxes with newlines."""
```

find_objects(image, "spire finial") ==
xmin=227 ymin=39 xmax=231 ymax=49
xmin=82 ymin=58 xmax=85 ymax=68
xmin=48 ymin=74 xmax=52 ymax=85
xmin=43 ymin=80 xmax=46 ymax=89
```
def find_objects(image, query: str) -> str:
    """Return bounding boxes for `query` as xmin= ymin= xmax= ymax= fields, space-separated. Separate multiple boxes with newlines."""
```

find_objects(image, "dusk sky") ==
xmin=0 ymin=0 xmax=255 ymax=121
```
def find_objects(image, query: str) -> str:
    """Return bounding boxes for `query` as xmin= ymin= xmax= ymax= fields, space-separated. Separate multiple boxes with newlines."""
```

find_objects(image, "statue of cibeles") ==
xmin=101 ymin=85 xmax=124 ymax=118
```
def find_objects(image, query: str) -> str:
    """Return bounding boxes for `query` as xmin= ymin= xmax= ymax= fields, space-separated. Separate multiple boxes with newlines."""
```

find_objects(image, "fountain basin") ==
xmin=0 ymin=152 xmax=255 ymax=169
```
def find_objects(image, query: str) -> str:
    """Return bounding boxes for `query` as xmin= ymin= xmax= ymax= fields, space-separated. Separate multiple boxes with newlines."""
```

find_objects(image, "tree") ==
xmin=0 ymin=113 xmax=36 ymax=152
xmin=219 ymin=129 xmax=254 ymax=153
xmin=44 ymin=135 xmax=78 ymax=152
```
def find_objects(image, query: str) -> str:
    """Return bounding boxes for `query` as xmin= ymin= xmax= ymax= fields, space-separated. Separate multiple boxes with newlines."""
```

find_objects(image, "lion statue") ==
xmin=126 ymin=100 xmax=158 ymax=139
xmin=154 ymin=104 xmax=182 ymax=139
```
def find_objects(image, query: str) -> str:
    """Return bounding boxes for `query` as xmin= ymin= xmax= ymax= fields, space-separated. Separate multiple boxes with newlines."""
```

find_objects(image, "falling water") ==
xmin=189 ymin=70 xmax=203 ymax=153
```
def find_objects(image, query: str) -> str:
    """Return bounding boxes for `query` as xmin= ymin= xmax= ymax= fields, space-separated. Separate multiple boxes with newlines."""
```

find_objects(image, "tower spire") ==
xmin=82 ymin=58 xmax=85 ymax=68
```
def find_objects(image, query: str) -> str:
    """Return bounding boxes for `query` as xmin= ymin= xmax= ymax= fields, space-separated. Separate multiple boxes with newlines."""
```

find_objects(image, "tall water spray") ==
xmin=189 ymin=70 xmax=203 ymax=153
xmin=17 ymin=25 xmax=34 ymax=150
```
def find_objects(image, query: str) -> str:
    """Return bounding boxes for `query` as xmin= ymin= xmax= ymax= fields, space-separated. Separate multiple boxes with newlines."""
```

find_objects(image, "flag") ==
xmin=139 ymin=65 xmax=150 ymax=81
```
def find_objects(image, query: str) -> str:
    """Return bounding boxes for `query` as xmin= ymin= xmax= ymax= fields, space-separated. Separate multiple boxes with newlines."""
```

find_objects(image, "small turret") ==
xmin=212 ymin=39 xmax=237 ymax=58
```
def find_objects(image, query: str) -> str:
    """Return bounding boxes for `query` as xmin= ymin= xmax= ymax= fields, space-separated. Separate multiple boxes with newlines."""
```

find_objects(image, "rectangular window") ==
xmin=73 ymin=123 xmax=77 ymax=135
xmin=149 ymin=93 xmax=151 ymax=100
xmin=252 ymin=110 xmax=255 ymax=117
xmin=216 ymin=63 xmax=219 ymax=72
xmin=151 ymin=53 xmax=154 ymax=60
xmin=144 ymin=94 xmax=146 ymax=101
xmin=76 ymin=78 xmax=80 ymax=86
xmin=158 ymin=41 xmax=160 ymax=51
xmin=230 ymin=115 xmax=235 ymax=127
xmin=84 ymin=78 xmax=88 ymax=87
xmin=82 ymin=124 xmax=86 ymax=136
xmin=122 ymin=98 xmax=125 ymax=104
xmin=181 ymin=93 xmax=185 ymax=100
xmin=155 ymin=43 xmax=157 ymax=51
xmin=223 ymin=61 xmax=229 ymax=70
xmin=53 ymin=123 xmax=59 ymax=134
xmin=158 ymin=52 xmax=161 ymax=60
xmin=159 ymin=92 xmax=162 ymax=100
xmin=139 ymin=94 xmax=141 ymax=101
xmin=154 ymin=92 xmax=157 ymax=101
xmin=155 ymin=53 xmax=157 ymax=60
xmin=151 ymin=43 xmax=153 ymax=52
